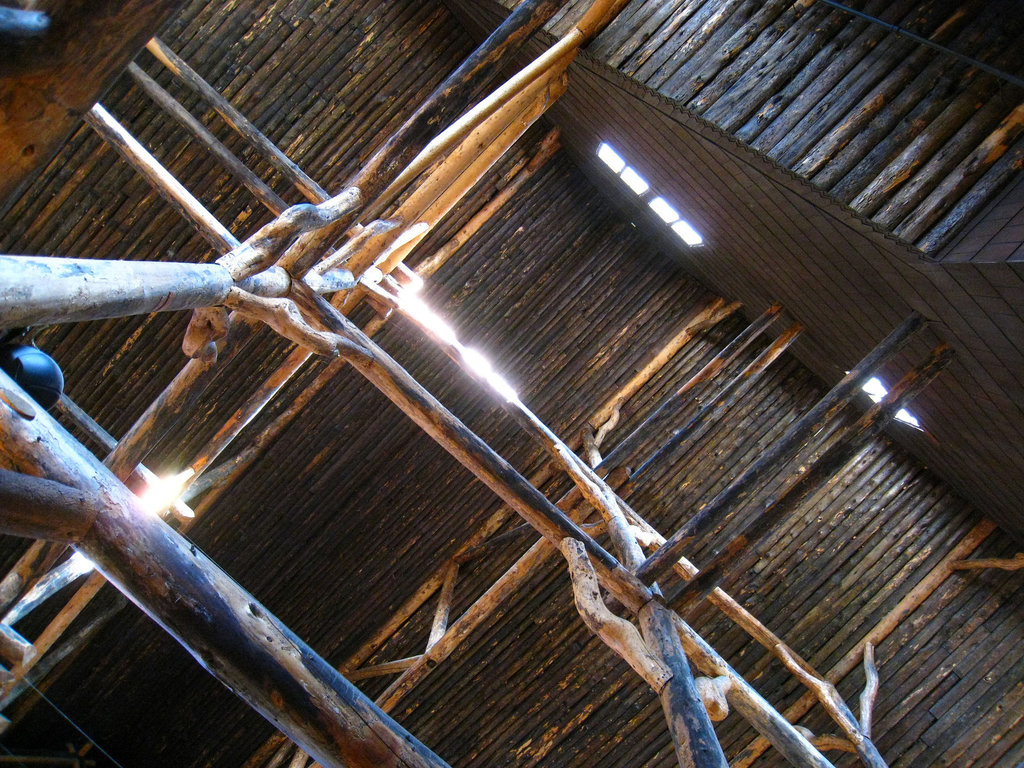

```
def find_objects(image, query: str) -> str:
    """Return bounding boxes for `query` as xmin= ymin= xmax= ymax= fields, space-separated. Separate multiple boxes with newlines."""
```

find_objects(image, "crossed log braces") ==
xmin=0 ymin=1 xmax=958 ymax=766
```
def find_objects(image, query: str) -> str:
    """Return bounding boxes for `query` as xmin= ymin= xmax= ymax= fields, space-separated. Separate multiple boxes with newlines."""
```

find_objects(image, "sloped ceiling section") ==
xmin=0 ymin=2 xmax=1023 ymax=768
xmin=445 ymin=0 xmax=1024 ymax=543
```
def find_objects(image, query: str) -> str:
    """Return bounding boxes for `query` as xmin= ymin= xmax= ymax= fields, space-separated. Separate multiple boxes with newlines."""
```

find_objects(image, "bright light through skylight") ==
xmin=596 ymin=141 xmax=703 ymax=246
xmin=649 ymin=197 xmax=680 ymax=223
xmin=672 ymin=220 xmax=703 ymax=246
xmin=597 ymin=143 xmax=626 ymax=173
xmin=861 ymin=376 xmax=921 ymax=428
xmin=620 ymin=167 xmax=650 ymax=195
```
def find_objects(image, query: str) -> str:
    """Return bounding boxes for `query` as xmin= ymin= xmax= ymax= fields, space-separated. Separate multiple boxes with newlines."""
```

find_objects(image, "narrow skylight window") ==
xmin=597 ymin=143 xmax=626 ymax=173
xmin=649 ymin=196 xmax=680 ymax=224
xmin=620 ymin=167 xmax=650 ymax=195
xmin=861 ymin=376 xmax=921 ymax=428
xmin=672 ymin=219 xmax=703 ymax=246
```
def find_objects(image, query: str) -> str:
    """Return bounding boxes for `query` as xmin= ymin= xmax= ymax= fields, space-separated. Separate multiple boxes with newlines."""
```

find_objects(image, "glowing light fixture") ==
xmin=672 ymin=219 xmax=703 ymax=246
xmin=620 ymin=167 xmax=650 ymax=195
xmin=861 ymin=376 xmax=921 ymax=428
xmin=597 ymin=142 xmax=626 ymax=173
xmin=649 ymin=196 xmax=680 ymax=224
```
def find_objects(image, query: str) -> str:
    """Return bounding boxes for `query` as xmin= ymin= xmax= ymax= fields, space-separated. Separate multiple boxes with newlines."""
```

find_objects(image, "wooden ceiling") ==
xmin=0 ymin=2 xmax=1023 ymax=767
xmin=448 ymin=0 xmax=1024 ymax=543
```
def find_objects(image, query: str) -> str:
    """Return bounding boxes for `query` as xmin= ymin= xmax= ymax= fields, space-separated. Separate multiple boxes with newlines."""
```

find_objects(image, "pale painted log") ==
xmin=427 ymin=562 xmax=458 ymax=651
xmin=0 ymin=369 xmax=449 ymax=768
xmin=0 ymin=256 xmax=233 ymax=328
xmin=0 ymin=255 xmax=354 ymax=331
xmin=560 ymin=538 xmax=671 ymax=691
xmin=0 ymin=541 xmax=63 ymax=617
xmin=2 ymin=555 xmax=91 ymax=627
xmin=694 ymin=676 xmax=731 ymax=722
xmin=860 ymin=643 xmax=878 ymax=738
xmin=776 ymin=645 xmax=886 ymax=768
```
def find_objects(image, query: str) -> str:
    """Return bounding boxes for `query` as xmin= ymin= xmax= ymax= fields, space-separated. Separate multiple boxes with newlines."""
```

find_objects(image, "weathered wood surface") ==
xmin=0 ymin=0 xmax=185 ymax=210
xmin=534 ymin=0 xmax=1024 ymax=253
xmin=0 ymin=470 xmax=100 ymax=543
xmin=126 ymin=62 xmax=288 ymax=215
xmin=0 ymin=256 xmax=233 ymax=329
xmin=638 ymin=313 xmax=923 ymax=584
xmin=85 ymin=103 xmax=239 ymax=253
xmin=670 ymin=344 xmax=954 ymax=614
xmin=144 ymin=36 xmax=329 ymax=204
xmin=641 ymin=602 xmax=730 ymax=768
xmin=0 ymin=370 xmax=449 ymax=768
xmin=4 ymin=4 xmax=1022 ymax=765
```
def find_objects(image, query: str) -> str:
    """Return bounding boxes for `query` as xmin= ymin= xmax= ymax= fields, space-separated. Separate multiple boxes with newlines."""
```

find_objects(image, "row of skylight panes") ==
xmin=597 ymin=142 xmax=703 ymax=246
xmin=600 ymin=144 xmax=924 ymax=431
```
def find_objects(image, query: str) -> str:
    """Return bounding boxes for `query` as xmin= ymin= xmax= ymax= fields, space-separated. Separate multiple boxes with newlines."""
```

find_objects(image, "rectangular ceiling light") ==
xmin=672 ymin=219 xmax=703 ymax=246
xmin=597 ymin=142 xmax=625 ymax=173
xmin=620 ymin=167 xmax=650 ymax=194
xmin=649 ymin=196 xmax=679 ymax=223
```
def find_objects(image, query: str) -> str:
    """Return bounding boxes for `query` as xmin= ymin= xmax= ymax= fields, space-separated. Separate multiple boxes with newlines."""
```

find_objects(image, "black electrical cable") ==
xmin=22 ymin=680 xmax=126 ymax=768
xmin=816 ymin=0 xmax=1024 ymax=90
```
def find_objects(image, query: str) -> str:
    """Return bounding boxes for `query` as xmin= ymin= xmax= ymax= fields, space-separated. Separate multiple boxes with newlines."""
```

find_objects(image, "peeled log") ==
xmin=0 ymin=369 xmax=448 ymax=768
xmin=0 ymin=256 xmax=234 ymax=329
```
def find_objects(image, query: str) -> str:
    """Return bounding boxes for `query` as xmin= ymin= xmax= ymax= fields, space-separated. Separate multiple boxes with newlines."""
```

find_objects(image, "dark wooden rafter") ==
xmin=0 ymin=2 xmax=696 ymax=765
xmin=0 ymin=377 xmax=448 ymax=768
xmin=636 ymin=313 xmax=924 ymax=585
xmin=80 ymin=0 xmax=575 ymax=485
xmin=0 ymin=0 xmax=976 ymax=765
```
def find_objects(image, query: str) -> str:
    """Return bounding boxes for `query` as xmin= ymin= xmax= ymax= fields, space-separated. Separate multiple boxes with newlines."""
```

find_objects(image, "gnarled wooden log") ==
xmin=0 ymin=370 xmax=449 ymax=768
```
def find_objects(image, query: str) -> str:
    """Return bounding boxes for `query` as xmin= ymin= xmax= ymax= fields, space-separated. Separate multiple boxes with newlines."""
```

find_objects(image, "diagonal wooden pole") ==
xmin=637 ymin=313 xmax=924 ymax=585
xmin=0 ymin=371 xmax=449 ymax=768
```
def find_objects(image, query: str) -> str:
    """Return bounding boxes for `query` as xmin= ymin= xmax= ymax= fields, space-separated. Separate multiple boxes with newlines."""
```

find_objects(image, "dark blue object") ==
xmin=0 ymin=8 xmax=49 ymax=39
xmin=0 ymin=344 xmax=63 ymax=409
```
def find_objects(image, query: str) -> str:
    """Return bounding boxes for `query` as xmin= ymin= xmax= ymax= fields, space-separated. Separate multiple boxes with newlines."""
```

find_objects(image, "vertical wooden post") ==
xmin=640 ymin=602 xmax=729 ymax=768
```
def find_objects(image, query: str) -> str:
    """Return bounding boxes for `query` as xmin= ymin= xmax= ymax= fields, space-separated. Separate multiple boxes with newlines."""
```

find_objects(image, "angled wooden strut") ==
xmin=0 ymin=371 xmax=447 ymax=768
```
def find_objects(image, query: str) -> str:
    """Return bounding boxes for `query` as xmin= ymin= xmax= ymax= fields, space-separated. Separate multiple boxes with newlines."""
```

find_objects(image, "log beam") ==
xmin=637 ymin=313 xmax=924 ymax=584
xmin=0 ymin=370 xmax=448 ymax=768
xmin=0 ymin=470 xmax=100 ymax=543
xmin=0 ymin=0 xmax=185 ymax=210
xmin=671 ymin=344 xmax=954 ymax=615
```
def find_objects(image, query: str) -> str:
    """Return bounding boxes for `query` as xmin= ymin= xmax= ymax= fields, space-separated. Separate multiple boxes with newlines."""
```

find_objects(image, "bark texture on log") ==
xmin=0 ymin=370 xmax=449 ymax=768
